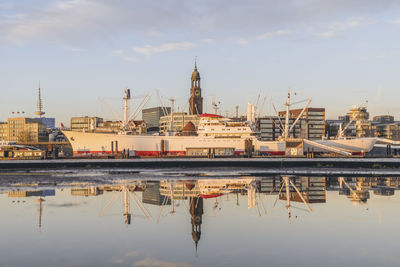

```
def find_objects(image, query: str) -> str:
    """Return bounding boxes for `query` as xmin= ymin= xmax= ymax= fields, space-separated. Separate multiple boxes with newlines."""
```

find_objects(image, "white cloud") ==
xmin=320 ymin=30 xmax=336 ymax=39
xmin=257 ymin=29 xmax=291 ymax=40
xmin=0 ymin=3 xmax=13 ymax=10
xmin=122 ymin=56 xmax=137 ymax=62
xmin=237 ymin=38 xmax=251 ymax=45
xmin=111 ymin=49 xmax=138 ymax=62
xmin=112 ymin=49 xmax=123 ymax=55
xmin=133 ymin=41 xmax=196 ymax=56
xmin=0 ymin=1 xmax=397 ymax=46
xmin=392 ymin=18 xmax=400 ymax=24
xmin=201 ymin=38 xmax=214 ymax=44
xmin=319 ymin=17 xmax=366 ymax=39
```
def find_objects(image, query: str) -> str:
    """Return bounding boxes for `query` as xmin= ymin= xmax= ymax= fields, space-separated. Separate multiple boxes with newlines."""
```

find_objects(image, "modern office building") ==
xmin=142 ymin=106 xmax=171 ymax=129
xmin=373 ymin=115 xmax=394 ymax=124
xmin=37 ymin=117 xmax=56 ymax=129
xmin=258 ymin=117 xmax=307 ymax=141
xmin=278 ymin=107 xmax=325 ymax=140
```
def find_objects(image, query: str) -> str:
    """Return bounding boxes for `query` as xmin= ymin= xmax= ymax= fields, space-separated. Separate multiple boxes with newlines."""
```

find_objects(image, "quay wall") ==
xmin=1 ymin=158 xmax=400 ymax=171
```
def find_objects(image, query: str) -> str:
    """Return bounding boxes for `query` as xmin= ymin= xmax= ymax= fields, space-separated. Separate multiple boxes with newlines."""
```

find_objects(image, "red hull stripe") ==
xmin=73 ymin=150 xmax=285 ymax=156
xmin=201 ymin=194 xmax=223 ymax=199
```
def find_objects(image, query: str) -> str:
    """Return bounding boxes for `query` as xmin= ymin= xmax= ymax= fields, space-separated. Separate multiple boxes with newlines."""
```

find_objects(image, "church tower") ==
xmin=189 ymin=59 xmax=203 ymax=115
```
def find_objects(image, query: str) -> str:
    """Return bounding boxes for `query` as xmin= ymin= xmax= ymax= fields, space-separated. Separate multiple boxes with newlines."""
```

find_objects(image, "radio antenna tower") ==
xmin=35 ymin=81 xmax=45 ymax=118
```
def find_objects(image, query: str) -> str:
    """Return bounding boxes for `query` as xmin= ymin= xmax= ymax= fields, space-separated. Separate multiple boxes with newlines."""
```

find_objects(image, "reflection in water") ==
xmin=3 ymin=176 xmax=400 ymax=266
xmin=7 ymin=177 xmax=400 ymax=229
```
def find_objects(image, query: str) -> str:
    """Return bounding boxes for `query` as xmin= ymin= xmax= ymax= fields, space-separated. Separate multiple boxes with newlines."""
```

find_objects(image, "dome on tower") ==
xmin=191 ymin=61 xmax=200 ymax=80
xmin=191 ymin=69 xmax=200 ymax=80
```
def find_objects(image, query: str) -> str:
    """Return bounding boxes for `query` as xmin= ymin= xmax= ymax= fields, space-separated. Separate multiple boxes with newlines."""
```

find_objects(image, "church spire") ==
xmin=189 ymin=58 xmax=203 ymax=115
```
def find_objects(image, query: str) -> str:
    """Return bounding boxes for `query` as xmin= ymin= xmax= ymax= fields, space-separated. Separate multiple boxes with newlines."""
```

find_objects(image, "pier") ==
xmin=1 ymin=158 xmax=400 ymax=174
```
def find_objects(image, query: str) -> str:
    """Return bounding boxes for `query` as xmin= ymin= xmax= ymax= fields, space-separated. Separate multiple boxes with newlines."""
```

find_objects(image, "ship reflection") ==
xmin=6 ymin=176 xmax=400 ymax=254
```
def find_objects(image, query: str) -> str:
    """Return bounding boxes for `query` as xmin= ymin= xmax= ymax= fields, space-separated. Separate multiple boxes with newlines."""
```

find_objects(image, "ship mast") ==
xmin=123 ymin=88 xmax=131 ymax=131
xmin=169 ymin=98 xmax=175 ymax=134
xmin=284 ymin=90 xmax=290 ymax=139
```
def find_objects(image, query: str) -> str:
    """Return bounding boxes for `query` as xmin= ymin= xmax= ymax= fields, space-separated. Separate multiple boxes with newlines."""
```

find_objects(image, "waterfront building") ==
xmin=37 ymin=117 xmax=56 ymax=129
xmin=258 ymin=117 xmax=307 ymax=141
xmin=327 ymin=107 xmax=400 ymax=140
xmin=70 ymin=116 xmax=103 ymax=132
xmin=278 ymin=107 xmax=325 ymax=140
xmin=70 ymin=116 xmax=146 ymax=134
xmin=159 ymin=112 xmax=200 ymax=133
xmin=142 ymin=106 xmax=171 ymax=129
xmin=0 ymin=122 xmax=8 ymax=141
xmin=346 ymin=105 xmax=373 ymax=138
xmin=373 ymin=115 xmax=394 ymax=124
xmin=375 ymin=123 xmax=400 ymax=140
xmin=96 ymin=120 xmax=147 ymax=134
xmin=6 ymin=117 xmax=47 ymax=143
xmin=188 ymin=60 xmax=203 ymax=115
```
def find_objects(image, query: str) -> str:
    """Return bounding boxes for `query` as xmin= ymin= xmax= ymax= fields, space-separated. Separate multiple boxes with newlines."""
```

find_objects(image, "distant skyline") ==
xmin=1 ymin=0 xmax=400 ymax=126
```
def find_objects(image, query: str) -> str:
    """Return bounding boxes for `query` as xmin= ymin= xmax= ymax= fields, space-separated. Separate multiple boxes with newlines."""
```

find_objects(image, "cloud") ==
xmin=235 ymin=29 xmax=291 ymax=45
xmin=122 ymin=56 xmax=138 ymax=62
xmin=111 ymin=49 xmax=138 ymax=62
xmin=112 ymin=49 xmax=123 ymax=55
xmin=257 ymin=29 xmax=291 ymax=40
xmin=134 ymin=257 xmax=194 ymax=267
xmin=0 ymin=3 xmax=13 ymax=10
xmin=392 ymin=18 xmax=400 ymax=24
xmin=0 ymin=0 xmax=397 ymax=46
xmin=319 ymin=17 xmax=366 ymax=39
xmin=201 ymin=38 xmax=214 ymax=44
xmin=133 ymin=41 xmax=196 ymax=56
xmin=237 ymin=38 xmax=251 ymax=45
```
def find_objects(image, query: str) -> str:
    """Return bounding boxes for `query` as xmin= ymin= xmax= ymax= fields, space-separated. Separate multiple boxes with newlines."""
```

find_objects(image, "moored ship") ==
xmin=63 ymin=112 xmax=286 ymax=157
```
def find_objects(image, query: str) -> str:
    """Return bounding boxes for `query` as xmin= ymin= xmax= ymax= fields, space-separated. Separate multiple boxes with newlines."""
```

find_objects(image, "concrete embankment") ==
xmin=0 ymin=158 xmax=400 ymax=171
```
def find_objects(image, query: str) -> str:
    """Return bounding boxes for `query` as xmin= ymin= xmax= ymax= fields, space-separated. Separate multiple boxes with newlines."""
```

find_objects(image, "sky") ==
xmin=1 ymin=0 xmax=400 ymax=126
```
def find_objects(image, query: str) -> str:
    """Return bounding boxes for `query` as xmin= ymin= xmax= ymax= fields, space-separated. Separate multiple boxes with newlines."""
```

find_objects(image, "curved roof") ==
xmin=182 ymin=121 xmax=196 ymax=132
xmin=200 ymin=113 xmax=223 ymax=118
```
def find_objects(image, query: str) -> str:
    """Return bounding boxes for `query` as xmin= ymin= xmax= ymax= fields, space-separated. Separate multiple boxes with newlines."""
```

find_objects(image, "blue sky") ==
xmin=1 ymin=0 xmax=400 ymax=126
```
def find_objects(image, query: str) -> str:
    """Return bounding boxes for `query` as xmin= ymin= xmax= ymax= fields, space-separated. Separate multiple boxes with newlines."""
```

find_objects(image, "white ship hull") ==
xmin=304 ymin=137 xmax=376 ymax=154
xmin=62 ymin=131 xmax=286 ymax=156
xmin=63 ymin=131 xmax=376 ymax=157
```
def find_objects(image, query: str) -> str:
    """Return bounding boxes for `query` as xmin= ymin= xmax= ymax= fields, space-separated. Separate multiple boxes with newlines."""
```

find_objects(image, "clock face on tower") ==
xmin=195 ymin=90 xmax=200 ymax=97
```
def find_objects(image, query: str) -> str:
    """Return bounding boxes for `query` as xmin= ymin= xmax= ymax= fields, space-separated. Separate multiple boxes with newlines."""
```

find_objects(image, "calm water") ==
xmin=1 ymin=170 xmax=400 ymax=267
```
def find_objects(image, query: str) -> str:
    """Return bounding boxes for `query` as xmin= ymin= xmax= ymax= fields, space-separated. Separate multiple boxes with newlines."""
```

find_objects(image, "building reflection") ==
xmin=7 ymin=176 xmax=400 ymax=243
xmin=8 ymin=189 xmax=55 ymax=231
xmin=326 ymin=177 xmax=398 ymax=203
